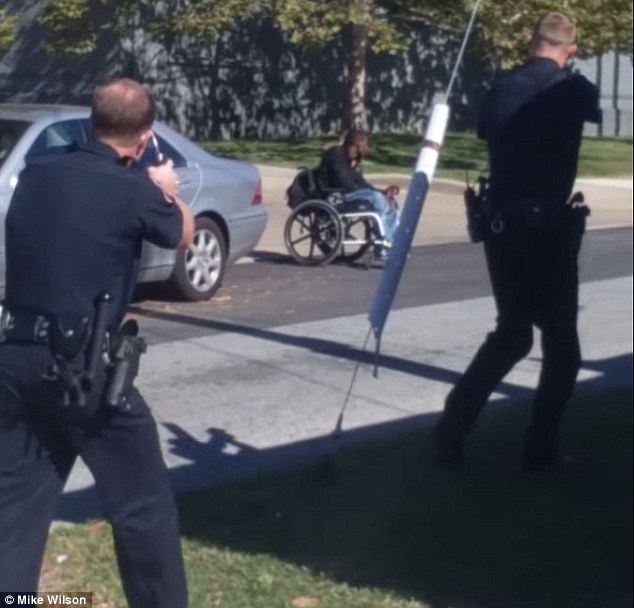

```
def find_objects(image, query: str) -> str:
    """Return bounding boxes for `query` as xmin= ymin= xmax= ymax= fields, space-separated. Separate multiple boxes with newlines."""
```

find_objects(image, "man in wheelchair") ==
xmin=317 ymin=129 xmax=400 ymax=258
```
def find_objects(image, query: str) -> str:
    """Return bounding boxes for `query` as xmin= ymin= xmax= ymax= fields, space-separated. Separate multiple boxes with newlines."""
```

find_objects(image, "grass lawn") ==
xmin=201 ymin=133 xmax=633 ymax=181
xmin=42 ymin=388 xmax=632 ymax=607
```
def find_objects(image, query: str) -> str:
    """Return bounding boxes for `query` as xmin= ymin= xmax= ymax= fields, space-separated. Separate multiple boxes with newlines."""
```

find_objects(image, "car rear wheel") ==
xmin=171 ymin=216 xmax=226 ymax=300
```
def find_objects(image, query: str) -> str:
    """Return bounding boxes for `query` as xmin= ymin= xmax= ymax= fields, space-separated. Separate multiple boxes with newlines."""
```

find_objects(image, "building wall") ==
xmin=575 ymin=53 xmax=633 ymax=137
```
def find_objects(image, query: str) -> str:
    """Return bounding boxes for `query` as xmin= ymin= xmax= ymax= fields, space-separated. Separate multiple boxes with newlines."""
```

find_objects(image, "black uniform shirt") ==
xmin=317 ymin=145 xmax=374 ymax=193
xmin=478 ymin=57 xmax=601 ymax=208
xmin=4 ymin=139 xmax=183 ymax=328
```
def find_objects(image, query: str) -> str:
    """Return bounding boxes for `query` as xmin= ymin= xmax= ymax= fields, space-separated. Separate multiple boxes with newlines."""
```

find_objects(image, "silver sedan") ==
xmin=0 ymin=104 xmax=267 ymax=300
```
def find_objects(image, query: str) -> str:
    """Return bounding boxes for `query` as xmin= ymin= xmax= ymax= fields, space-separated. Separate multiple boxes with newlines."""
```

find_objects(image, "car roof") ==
xmin=0 ymin=103 xmax=252 ymax=173
xmin=0 ymin=103 xmax=90 ymax=122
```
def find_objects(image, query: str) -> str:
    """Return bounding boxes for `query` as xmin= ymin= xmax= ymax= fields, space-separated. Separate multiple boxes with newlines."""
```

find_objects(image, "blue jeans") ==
xmin=343 ymin=188 xmax=399 ymax=243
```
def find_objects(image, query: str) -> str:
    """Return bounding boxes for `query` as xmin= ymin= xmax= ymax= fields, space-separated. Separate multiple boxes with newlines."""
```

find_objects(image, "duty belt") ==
xmin=0 ymin=309 xmax=51 ymax=344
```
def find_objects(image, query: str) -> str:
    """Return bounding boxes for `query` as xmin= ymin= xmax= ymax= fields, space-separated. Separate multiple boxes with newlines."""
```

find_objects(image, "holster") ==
xmin=42 ymin=314 xmax=93 ymax=410
xmin=484 ymin=191 xmax=590 ymax=242
xmin=105 ymin=319 xmax=147 ymax=409
xmin=464 ymin=176 xmax=490 ymax=243
xmin=560 ymin=193 xmax=590 ymax=245
xmin=40 ymin=292 xmax=112 ymax=418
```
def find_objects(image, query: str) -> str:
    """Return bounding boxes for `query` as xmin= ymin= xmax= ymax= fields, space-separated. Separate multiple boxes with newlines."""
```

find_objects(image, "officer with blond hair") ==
xmin=436 ymin=13 xmax=601 ymax=472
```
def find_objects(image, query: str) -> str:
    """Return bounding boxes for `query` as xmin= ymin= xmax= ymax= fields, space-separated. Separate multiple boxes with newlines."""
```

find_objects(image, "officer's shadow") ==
xmin=160 ymin=422 xmax=262 ymax=492
xmin=164 ymin=422 xmax=256 ymax=463
xmin=54 ymin=423 xmax=261 ymax=522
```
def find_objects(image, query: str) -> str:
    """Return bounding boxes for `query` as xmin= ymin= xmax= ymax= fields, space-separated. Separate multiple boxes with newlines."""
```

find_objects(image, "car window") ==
xmin=138 ymin=133 xmax=187 ymax=169
xmin=0 ymin=119 xmax=30 ymax=170
xmin=25 ymin=119 xmax=89 ymax=159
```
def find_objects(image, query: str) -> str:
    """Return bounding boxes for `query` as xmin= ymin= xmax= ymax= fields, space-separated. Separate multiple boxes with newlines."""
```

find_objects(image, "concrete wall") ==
xmin=575 ymin=53 xmax=633 ymax=137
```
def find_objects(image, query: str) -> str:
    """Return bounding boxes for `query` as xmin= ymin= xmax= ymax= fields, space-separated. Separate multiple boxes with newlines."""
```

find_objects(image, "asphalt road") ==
xmin=131 ymin=225 xmax=633 ymax=344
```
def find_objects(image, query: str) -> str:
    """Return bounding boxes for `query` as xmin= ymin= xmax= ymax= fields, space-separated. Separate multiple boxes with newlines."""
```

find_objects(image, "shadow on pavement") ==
xmin=125 ymin=306 xmax=535 ymax=397
xmin=247 ymin=250 xmax=296 ymax=265
xmin=56 ymin=351 xmax=632 ymax=520
xmin=248 ymin=250 xmax=384 ymax=270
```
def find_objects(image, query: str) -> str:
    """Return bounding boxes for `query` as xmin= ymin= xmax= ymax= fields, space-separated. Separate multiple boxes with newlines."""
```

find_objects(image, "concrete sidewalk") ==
xmin=254 ymin=164 xmax=632 ymax=253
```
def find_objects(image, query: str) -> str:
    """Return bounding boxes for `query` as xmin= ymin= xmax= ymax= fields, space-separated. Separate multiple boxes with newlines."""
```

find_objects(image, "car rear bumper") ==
xmin=227 ymin=208 xmax=268 ymax=262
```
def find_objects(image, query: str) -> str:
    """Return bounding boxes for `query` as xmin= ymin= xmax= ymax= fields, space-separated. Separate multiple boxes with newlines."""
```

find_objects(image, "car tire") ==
xmin=171 ymin=216 xmax=226 ymax=301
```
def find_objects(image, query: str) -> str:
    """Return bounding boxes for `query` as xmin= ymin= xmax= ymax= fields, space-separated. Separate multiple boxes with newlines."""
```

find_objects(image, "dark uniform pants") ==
xmin=443 ymin=205 xmax=586 ymax=453
xmin=0 ymin=344 xmax=188 ymax=607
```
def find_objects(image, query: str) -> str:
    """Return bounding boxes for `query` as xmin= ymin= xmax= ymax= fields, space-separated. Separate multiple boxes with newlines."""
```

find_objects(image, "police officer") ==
xmin=0 ymin=79 xmax=194 ymax=605
xmin=435 ymin=13 xmax=601 ymax=472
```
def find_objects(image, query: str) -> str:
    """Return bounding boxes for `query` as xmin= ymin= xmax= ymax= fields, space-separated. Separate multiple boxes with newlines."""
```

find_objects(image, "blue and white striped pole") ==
xmin=367 ymin=103 xmax=450 ymax=374
xmin=367 ymin=0 xmax=482 ymax=375
xmin=330 ymin=1 xmax=483 ymax=439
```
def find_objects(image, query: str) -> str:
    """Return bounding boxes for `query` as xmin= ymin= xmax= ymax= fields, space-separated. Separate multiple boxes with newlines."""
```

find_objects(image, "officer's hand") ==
xmin=147 ymin=160 xmax=180 ymax=202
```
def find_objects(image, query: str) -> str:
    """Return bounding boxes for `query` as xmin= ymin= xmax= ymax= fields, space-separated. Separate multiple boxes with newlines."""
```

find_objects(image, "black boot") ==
xmin=435 ymin=385 xmax=488 ymax=472
xmin=521 ymin=426 xmax=560 ymax=473
xmin=434 ymin=421 xmax=464 ymax=472
xmin=435 ymin=390 xmax=475 ymax=472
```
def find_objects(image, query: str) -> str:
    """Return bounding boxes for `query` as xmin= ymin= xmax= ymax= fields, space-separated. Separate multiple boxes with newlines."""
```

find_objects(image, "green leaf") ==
xmin=0 ymin=8 xmax=17 ymax=52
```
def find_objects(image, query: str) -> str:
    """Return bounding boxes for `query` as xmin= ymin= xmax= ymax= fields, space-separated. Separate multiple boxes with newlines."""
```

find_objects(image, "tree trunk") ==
xmin=342 ymin=22 xmax=368 ymax=132
xmin=209 ymin=37 xmax=223 ymax=139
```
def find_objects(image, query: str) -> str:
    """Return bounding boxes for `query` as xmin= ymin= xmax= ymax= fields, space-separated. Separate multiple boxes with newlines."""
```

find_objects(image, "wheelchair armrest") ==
xmin=320 ymin=186 xmax=346 ymax=194
xmin=336 ymin=199 xmax=374 ymax=214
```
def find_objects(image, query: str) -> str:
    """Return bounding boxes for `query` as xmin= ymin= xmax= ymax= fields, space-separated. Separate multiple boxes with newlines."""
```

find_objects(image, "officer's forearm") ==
xmin=172 ymin=195 xmax=195 ymax=248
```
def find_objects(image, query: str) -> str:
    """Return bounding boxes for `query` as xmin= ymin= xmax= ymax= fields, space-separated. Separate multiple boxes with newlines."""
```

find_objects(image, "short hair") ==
xmin=91 ymin=78 xmax=155 ymax=141
xmin=342 ymin=129 xmax=369 ymax=149
xmin=532 ymin=12 xmax=576 ymax=47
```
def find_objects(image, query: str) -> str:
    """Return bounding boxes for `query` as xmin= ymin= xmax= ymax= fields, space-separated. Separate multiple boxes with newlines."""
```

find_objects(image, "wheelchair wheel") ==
xmin=284 ymin=199 xmax=343 ymax=266
xmin=338 ymin=215 xmax=374 ymax=263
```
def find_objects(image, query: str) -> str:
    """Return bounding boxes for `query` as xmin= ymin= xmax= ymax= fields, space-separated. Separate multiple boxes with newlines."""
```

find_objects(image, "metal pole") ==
xmin=445 ymin=0 xmax=483 ymax=103
xmin=612 ymin=50 xmax=621 ymax=137
xmin=597 ymin=54 xmax=604 ymax=137
xmin=330 ymin=0 xmax=484 ymax=443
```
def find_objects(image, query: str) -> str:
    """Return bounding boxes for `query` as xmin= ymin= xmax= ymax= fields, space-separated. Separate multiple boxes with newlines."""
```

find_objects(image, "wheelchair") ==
xmin=283 ymin=168 xmax=389 ymax=266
